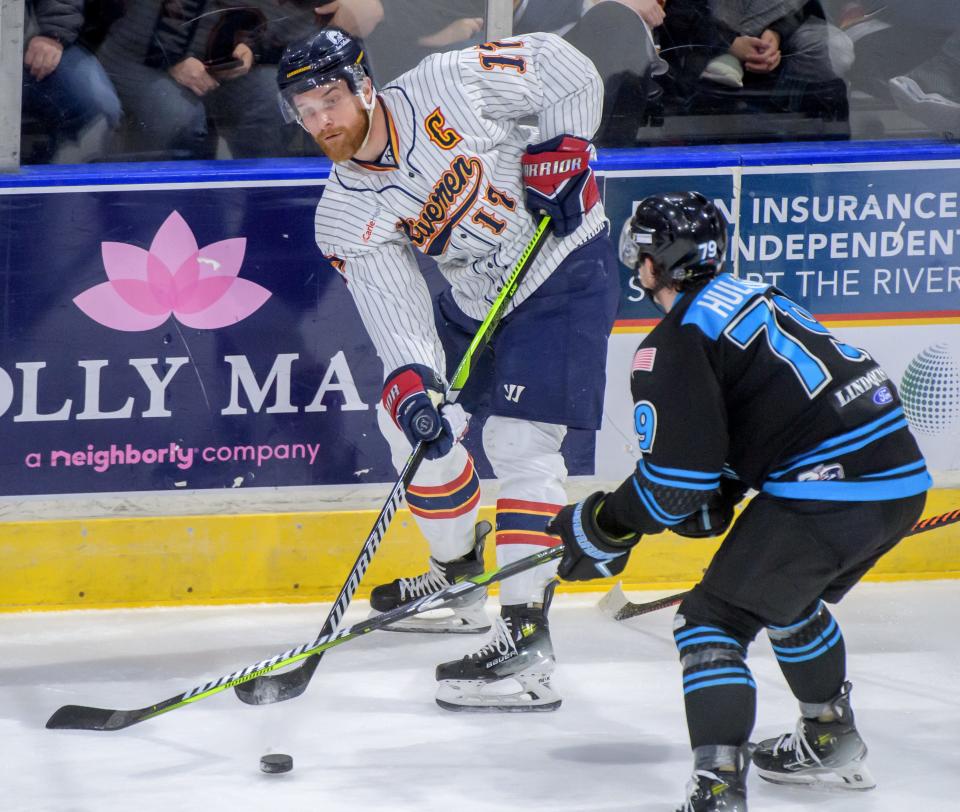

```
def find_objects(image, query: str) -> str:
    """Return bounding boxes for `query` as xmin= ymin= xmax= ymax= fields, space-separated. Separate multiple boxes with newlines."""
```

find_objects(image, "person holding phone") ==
xmin=92 ymin=0 xmax=326 ymax=159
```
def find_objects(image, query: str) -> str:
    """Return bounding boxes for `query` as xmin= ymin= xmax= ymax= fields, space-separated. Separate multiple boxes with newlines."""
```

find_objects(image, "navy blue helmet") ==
xmin=277 ymin=28 xmax=372 ymax=123
xmin=619 ymin=191 xmax=728 ymax=289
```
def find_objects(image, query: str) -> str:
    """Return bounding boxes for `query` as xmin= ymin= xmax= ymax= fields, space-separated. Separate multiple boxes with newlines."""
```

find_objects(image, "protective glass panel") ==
xmin=521 ymin=0 xmax=960 ymax=147
xmin=13 ymin=0 xmax=959 ymax=165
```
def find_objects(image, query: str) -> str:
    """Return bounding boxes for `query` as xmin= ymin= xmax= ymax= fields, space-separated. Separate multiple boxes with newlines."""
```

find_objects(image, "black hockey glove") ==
xmin=521 ymin=135 xmax=599 ymax=238
xmin=671 ymin=477 xmax=749 ymax=539
xmin=382 ymin=365 xmax=468 ymax=460
xmin=547 ymin=491 xmax=641 ymax=582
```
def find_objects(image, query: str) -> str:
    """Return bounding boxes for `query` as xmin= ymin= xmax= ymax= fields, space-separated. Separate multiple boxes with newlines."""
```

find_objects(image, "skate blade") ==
xmin=435 ymin=676 xmax=562 ymax=713
xmin=756 ymin=762 xmax=876 ymax=792
xmin=367 ymin=607 xmax=490 ymax=635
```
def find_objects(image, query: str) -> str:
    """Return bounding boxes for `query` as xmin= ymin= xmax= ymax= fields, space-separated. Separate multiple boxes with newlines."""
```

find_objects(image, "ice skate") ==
xmin=676 ymin=771 xmax=748 ymax=812
xmin=676 ymin=745 xmax=750 ymax=812
xmin=752 ymin=682 xmax=876 ymax=791
xmin=434 ymin=581 xmax=560 ymax=712
xmin=368 ymin=521 xmax=492 ymax=634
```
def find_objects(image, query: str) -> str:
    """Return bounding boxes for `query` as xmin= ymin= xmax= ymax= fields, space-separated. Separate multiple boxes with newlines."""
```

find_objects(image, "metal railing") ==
xmin=0 ymin=0 xmax=26 ymax=170
xmin=485 ymin=0 xmax=514 ymax=42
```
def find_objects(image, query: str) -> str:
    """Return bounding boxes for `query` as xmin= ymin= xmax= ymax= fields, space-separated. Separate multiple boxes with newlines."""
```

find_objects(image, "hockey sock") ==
xmin=766 ymin=600 xmax=846 ymax=707
xmin=674 ymin=615 xmax=756 ymax=749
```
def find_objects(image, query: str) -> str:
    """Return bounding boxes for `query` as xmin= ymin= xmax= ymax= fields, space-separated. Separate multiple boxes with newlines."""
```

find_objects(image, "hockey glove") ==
xmin=382 ymin=365 xmax=468 ymax=461
xmin=671 ymin=477 xmax=749 ymax=539
xmin=547 ymin=491 xmax=641 ymax=582
xmin=521 ymin=135 xmax=599 ymax=238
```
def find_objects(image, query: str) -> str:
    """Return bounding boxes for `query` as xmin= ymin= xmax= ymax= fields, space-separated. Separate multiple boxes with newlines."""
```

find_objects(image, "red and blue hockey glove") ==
xmin=671 ymin=477 xmax=749 ymax=539
xmin=382 ymin=365 xmax=468 ymax=461
xmin=521 ymin=135 xmax=599 ymax=238
xmin=547 ymin=491 xmax=641 ymax=582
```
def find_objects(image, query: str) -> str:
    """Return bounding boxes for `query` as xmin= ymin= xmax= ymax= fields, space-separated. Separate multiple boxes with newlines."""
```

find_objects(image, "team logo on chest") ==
xmin=425 ymin=108 xmax=463 ymax=150
xmin=398 ymin=156 xmax=484 ymax=256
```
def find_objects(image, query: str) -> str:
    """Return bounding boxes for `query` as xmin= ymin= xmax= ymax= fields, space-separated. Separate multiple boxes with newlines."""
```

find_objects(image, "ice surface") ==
xmin=2 ymin=581 xmax=957 ymax=811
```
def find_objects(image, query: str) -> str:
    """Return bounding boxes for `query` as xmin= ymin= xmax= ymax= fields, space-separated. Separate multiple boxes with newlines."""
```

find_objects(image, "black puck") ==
xmin=260 ymin=753 xmax=293 ymax=774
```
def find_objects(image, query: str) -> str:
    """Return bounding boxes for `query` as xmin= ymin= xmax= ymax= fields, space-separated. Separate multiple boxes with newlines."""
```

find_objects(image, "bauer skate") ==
xmin=434 ymin=581 xmax=560 ymax=712
xmin=368 ymin=521 xmax=492 ymax=634
xmin=752 ymin=681 xmax=875 ymax=791
xmin=676 ymin=744 xmax=750 ymax=812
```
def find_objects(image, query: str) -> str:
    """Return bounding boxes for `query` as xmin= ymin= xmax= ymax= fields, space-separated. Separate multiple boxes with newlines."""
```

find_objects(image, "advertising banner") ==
xmin=602 ymin=161 xmax=960 ymax=479
xmin=2 ymin=157 xmax=958 ymax=499
xmin=0 ymin=181 xmax=596 ymax=497
xmin=738 ymin=162 xmax=960 ymax=318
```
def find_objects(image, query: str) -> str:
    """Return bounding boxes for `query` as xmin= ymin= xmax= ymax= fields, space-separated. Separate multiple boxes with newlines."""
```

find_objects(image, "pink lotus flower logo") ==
xmin=74 ymin=211 xmax=271 ymax=331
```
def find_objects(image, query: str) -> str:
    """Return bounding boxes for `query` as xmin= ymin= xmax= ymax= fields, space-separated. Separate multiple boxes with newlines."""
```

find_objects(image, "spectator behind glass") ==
xmin=887 ymin=25 xmax=960 ymax=135
xmin=832 ymin=1 xmax=960 ymax=136
xmin=516 ymin=1 xmax=669 ymax=146
xmin=22 ymin=0 xmax=123 ymax=164
xmin=91 ymin=0 xmax=292 ymax=160
xmin=89 ymin=1 xmax=381 ymax=161
xmin=364 ymin=1 xmax=668 ymax=145
xmin=661 ymin=1 xmax=852 ymax=94
xmin=364 ymin=1 xmax=485 ymax=84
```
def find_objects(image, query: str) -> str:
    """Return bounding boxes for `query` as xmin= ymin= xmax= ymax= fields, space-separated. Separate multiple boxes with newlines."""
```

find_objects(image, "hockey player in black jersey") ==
xmin=547 ymin=192 xmax=931 ymax=812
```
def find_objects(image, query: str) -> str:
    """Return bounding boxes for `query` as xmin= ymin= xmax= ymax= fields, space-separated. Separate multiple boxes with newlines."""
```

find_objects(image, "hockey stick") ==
xmin=46 ymin=546 xmax=565 ymax=732
xmin=597 ymin=586 xmax=686 ymax=623
xmin=232 ymin=215 xmax=553 ymax=706
xmin=599 ymin=506 xmax=960 ymax=623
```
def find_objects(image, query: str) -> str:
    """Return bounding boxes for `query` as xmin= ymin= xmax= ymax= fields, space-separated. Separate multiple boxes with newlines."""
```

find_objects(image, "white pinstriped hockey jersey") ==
xmin=314 ymin=32 xmax=608 ymax=378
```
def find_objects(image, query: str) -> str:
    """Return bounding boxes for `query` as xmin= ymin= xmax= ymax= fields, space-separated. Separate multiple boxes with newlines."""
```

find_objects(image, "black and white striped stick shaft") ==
xmin=45 ymin=547 xmax=564 ymax=731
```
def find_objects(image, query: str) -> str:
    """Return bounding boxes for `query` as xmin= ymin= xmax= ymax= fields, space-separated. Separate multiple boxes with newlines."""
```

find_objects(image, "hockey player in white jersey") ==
xmin=277 ymin=27 xmax=620 ymax=711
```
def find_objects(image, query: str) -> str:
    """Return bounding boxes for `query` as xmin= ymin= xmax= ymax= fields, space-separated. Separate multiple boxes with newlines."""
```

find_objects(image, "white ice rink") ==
xmin=3 ymin=581 xmax=958 ymax=812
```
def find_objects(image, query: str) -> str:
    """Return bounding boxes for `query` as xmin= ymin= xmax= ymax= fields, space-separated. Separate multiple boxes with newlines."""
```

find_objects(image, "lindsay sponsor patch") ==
xmin=834 ymin=367 xmax=890 ymax=408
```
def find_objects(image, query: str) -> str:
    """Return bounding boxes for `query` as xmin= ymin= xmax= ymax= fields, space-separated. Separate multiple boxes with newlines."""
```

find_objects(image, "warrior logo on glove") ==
xmin=521 ymin=135 xmax=599 ymax=238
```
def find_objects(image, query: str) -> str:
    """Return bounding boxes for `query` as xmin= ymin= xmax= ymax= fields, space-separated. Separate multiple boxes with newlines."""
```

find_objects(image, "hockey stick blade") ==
xmin=599 ymin=506 xmax=960 ymax=623
xmin=233 ymin=216 xmax=553 ymax=707
xmin=46 ymin=546 xmax=563 ymax=731
xmin=598 ymin=582 xmax=687 ymax=622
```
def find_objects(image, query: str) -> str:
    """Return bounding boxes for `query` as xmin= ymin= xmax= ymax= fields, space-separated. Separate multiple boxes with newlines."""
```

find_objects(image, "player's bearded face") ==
xmin=295 ymin=83 xmax=369 ymax=163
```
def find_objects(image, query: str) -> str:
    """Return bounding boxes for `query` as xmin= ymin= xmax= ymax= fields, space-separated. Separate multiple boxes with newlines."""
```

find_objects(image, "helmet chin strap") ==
xmin=356 ymin=82 xmax=378 ymax=154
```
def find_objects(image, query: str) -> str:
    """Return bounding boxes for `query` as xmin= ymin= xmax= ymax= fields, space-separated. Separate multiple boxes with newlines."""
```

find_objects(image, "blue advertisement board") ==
xmin=738 ymin=164 xmax=960 ymax=317
xmin=3 ymin=153 xmax=959 ymax=497
xmin=0 ymin=185 xmax=388 ymax=495
xmin=0 ymin=180 xmax=596 ymax=497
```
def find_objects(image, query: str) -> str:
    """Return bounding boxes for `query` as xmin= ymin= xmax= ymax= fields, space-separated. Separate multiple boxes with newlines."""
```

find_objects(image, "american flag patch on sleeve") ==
xmin=632 ymin=347 xmax=657 ymax=372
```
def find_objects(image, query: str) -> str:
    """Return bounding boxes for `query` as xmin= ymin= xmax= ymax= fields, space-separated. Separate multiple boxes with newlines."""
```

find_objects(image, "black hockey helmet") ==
xmin=277 ymin=27 xmax=372 ymax=123
xmin=619 ymin=191 xmax=728 ymax=290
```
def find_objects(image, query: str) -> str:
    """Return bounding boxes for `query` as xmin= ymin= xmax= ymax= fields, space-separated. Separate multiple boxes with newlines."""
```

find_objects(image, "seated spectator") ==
xmin=91 ymin=0 xmax=381 ymax=161
xmin=888 ymin=29 xmax=960 ymax=136
xmin=890 ymin=31 xmax=960 ymax=139
xmin=363 ymin=0 xmax=667 ymax=145
xmin=662 ymin=0 xmax=853 ymax=95
xmin=513 ymin=0 xmax=587 ymax=36
xmin=517 ymin=0 xmax=666 ymax=43
xmin=92 ymin=0 xmax=283 ymax=160
xmin=550 ymin=1 xmax=669 ymax=145
xmin=22 ymin=0 xmax=123 ymax=164
xmin=364 ymin=1 xmax=485 ymax=83
xmin=832 ymin=0 xmax=960 ymax=136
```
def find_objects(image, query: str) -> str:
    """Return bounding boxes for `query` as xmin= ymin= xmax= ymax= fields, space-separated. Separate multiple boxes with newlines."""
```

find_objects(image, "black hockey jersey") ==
xmin=604 ymin=274 xmax=931 ymax=536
